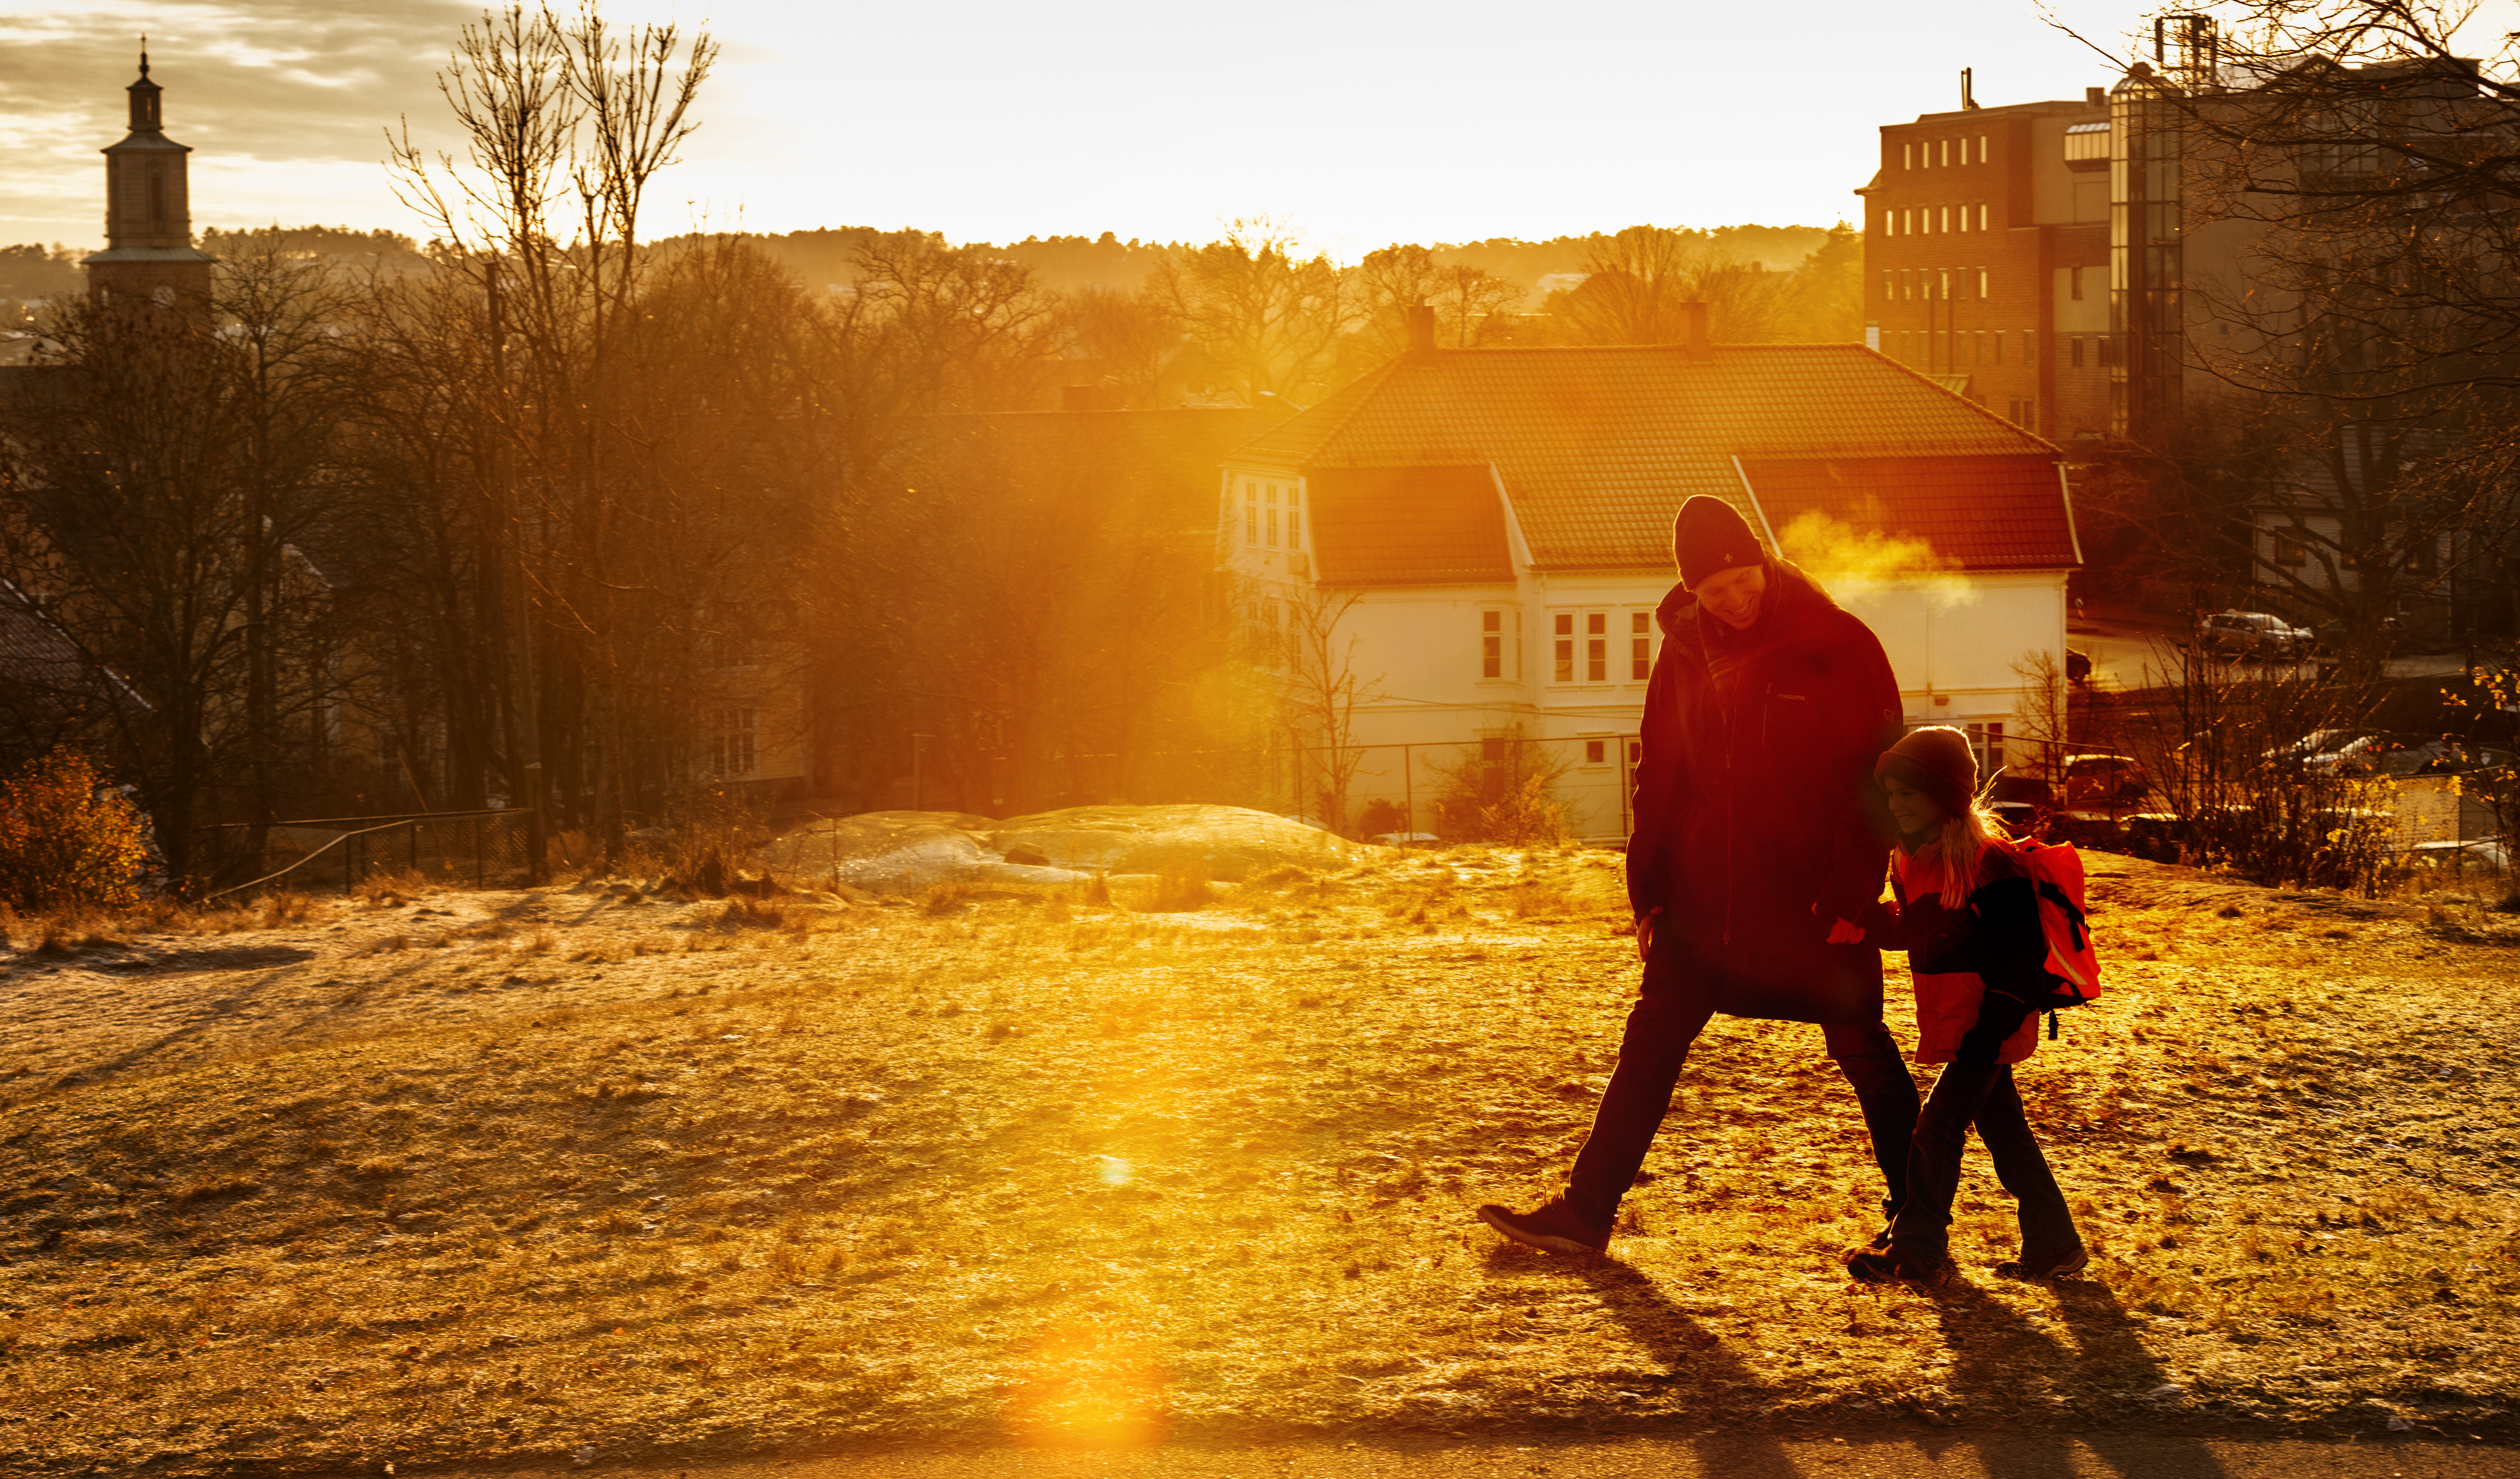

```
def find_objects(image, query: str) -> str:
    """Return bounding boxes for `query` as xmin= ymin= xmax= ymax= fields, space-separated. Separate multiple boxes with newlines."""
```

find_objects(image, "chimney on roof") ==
xmin=1403 ymin=303 xmax=1437 ymax=364
xmin=2086 ymin=85 xmax=2107 ymax=105
xmin=1678 ymin=300 xmax=1709 ymax=356
xmin=1061 ymin=384 xmax=1094 ymax=412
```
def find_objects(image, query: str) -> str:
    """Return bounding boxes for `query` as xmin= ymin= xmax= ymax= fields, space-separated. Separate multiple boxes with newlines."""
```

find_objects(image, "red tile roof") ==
xmin=1306 ymin=466 xmax=1513 ymax=586
xmin=1230 ymin=345 xmax=2069 ymax=572
xmin=1739 ymin=456 xmax=2081 ymax=571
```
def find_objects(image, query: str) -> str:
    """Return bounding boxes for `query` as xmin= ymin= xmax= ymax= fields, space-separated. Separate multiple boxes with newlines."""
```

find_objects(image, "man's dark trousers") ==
xmin=1563 ymin=934 xmax=1920 ymax=1230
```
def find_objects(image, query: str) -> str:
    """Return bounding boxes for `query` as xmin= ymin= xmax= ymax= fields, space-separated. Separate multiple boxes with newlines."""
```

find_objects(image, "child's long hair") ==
xmin=1909 ymin=789 xmax=2012 ymax=900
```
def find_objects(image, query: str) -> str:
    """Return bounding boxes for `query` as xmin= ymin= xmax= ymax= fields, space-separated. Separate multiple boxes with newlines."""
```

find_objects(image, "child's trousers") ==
xmin=1888 ymin=1059 xmax=2082 ymax=1267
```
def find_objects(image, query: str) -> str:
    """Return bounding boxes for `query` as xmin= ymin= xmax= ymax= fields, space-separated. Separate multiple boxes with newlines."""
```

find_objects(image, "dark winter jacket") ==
xmin=1624 ymin=559 xmax=1906 ymax=1023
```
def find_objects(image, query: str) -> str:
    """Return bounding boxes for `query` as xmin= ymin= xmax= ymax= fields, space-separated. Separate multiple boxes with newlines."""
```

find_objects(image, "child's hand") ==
xmin=1635 ymin=907 xmax=1662 ymax=962
xmin=1812 ymin=903 xmax=1864 ymax=944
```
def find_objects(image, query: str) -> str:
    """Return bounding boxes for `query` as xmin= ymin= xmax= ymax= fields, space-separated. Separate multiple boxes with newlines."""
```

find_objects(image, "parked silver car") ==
xmin=2197 ymin=609 xmax=2315 ymax=661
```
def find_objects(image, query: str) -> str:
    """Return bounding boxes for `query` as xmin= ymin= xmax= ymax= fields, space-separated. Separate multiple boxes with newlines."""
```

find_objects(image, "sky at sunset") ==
xmin=3 ymin=0 xmax=2169 ymax=257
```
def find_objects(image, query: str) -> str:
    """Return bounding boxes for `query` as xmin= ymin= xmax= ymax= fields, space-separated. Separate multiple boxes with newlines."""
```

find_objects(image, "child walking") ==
xmin=1841 ymin=726 xmax=2087 ymax=1283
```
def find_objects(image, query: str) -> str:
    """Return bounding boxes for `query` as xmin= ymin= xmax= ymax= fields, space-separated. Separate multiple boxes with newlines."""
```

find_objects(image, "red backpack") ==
xmin=2006 ymin=837 xmax=2102 ymax=1034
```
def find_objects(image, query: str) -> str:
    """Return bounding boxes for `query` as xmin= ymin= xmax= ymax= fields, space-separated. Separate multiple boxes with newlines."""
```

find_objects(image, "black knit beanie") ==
xmin=1875 ymin=725 xmax=1978 ymax=820
xmin=1672 ymin=495 xmax=1765 ymax=591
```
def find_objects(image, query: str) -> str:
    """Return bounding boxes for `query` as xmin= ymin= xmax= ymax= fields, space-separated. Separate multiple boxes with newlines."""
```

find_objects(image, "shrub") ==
xmin=1142 ymin=864 xmax=1215 ymax=912
xmin=0 ymin=748 xmax=150 ymax=912
xmin=1428 ymin=729 xmax=1570 ymax=846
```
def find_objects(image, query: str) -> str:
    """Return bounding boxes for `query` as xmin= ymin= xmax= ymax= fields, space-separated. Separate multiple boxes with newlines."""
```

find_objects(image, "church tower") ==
xmin=82 ymin=49 xmax=216 ymax=309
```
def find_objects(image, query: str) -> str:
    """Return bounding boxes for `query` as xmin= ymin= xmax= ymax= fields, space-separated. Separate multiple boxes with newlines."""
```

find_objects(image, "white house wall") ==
xmin=1220 ymin=462 xmax=2071 ymax=837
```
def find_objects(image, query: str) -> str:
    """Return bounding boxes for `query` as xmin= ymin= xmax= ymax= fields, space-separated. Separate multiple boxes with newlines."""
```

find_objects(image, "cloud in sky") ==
xmin=4 ymin=0 xmax=2163 ymax=255
xmin=0 ymin=0 xmax=477 ymax=247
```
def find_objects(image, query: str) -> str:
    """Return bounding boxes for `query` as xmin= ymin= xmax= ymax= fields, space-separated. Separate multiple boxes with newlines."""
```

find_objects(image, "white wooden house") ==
xmin=1221 ymin=317 xmax=2082 ymax=836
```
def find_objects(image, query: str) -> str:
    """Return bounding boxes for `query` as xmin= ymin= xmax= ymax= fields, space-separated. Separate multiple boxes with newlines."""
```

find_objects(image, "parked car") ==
xmin=2407 ymin=838 xmax=2511 ymax=873
xmin=2060 ymin=752 xmax=2150 ymax=807
xmin=1985 ymin=772 xmax=2058 ymax=835
xmin=2304 ymin=732 xmax=2415 ymax=777
xmin=2266 ymin=728 xmax=2366 ymax=765
xmin=2197 ymin=610 xmax=2315 ymax=661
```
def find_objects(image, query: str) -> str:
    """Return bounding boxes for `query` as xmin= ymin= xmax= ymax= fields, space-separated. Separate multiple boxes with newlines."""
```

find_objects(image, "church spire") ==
xmin=128 ymin=41 xmax=163 ymax=133
xmin=84 ymin=46 xmax=216 ymax=310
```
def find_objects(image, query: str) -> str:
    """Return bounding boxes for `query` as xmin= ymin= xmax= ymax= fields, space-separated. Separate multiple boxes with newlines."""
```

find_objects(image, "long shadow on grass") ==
xmin=2049 ymin=1277 xmax=2234 ymax=1478
xmin=1485 ymin=1247 xmax=1805 ymax=1477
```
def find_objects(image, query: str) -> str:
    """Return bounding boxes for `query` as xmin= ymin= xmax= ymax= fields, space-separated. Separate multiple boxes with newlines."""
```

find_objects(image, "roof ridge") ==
xmin=1239 ymin=357 xmax=1401 ymax=465
xmin=1861 ymin=345 xmax=2065 ymax=456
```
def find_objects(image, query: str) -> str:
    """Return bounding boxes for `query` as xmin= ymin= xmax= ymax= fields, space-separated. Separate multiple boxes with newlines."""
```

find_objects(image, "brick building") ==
xmin=1857 ymin=87 xmax=2114 ymax=443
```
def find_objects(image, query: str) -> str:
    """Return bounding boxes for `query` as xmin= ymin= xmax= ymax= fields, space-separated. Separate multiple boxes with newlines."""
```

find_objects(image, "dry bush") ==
xmin=659 ymin=787 xmax=771 ymax=896
xmin=1141 ymin=864 xmax=1215 ymax=912
xmin=548 ymin=829 xmax=595 ymax=873
xmin=714 ymin=897 xmax=788 ymax=930
xmin=353 ymin=870 xmax=427 ymax=906
xmin=1507 ymin=876 xmax=1578 ymax=919
xmin=0 ymin=748 xmax=151 ymax=912
xmin=32 ymin=913 xmax=120 ymax=955
xmin=256 ymin=890 xmax=314 ymax=929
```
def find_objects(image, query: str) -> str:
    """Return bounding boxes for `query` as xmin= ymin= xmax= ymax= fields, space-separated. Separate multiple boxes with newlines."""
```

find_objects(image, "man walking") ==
xmin=1477 ymin=495 xmax=1919 ymax=1254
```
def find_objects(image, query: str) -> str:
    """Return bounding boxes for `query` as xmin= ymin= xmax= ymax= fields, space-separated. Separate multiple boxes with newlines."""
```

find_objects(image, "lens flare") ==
xmin=1003 ymin=1317 xmax=1167 ymax=1448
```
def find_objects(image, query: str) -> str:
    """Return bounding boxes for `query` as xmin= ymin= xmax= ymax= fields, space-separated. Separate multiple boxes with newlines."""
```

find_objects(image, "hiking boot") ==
xmin=1843 ymin=1245 xmax=1951 ymax=1284
xmin=1995 ymin=1247 xmax=2090 ymax=1282
xmin=1476 ymin=1196 xmax=1610 ymax=1255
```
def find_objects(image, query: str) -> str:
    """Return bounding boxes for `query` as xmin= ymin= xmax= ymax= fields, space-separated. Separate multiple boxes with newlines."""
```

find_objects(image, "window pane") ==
xmin=1288 ymin=511 xmax=1301 ymax=546
xmin=1587 ymin=638 xmax=1605 ymax=683
xmin=1632 ymin=637 xmax=1651 ymax=679
xmin=1266 ymin=509 xmax=1278 ymax=547
xmin=1482 ymin=636 xmax=1502 ymax=678
xmin=1586 ymin=612 xmax=1606 ymax=635
xmin=1482 ymin=610 xmax=1502 ymax=631
xmin=1554 ymin=613 xmax=1573 ymax=636
xmin=1554 ymin=640 xmax=1573 ymax=683
xmin=1585 ymin=740 xmax=1605 ymax=763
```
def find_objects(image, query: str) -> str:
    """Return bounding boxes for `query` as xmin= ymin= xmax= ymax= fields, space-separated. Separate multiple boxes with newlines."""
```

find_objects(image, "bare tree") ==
xmin=0 ymin=266 xmax=359 ymax=881
xmin=1060 ymin=286 xmax=1178 ymax=408
xmin=1148 ymin=218 xmax=1351 ymax=406
xmin=1274 ymin=587 xmax=1381 ymax=832
xmin=1560 ymin=226 xmax=1791 ymax=345
xmin=1352 ymin=244 xmax=1522 ymax=356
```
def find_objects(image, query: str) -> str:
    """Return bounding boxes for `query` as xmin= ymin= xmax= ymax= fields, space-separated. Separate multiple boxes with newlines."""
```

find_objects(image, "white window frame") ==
xmin=712 ymin=706 xmax=758 ymax=778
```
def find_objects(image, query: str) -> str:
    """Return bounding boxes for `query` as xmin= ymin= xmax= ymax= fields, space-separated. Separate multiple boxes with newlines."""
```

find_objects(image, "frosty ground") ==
xmin=0 ymin=847 xmax=2514 ymax=1476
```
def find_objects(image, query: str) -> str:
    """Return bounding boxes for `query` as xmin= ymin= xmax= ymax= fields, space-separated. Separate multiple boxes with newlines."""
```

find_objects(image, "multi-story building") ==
xmin=1857 ymin=86 xmax=2114 ymax=442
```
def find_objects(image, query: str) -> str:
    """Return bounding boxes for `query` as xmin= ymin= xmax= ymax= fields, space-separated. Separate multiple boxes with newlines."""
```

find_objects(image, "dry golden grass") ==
xmin=0 ymin=849 xmax=2514 ymax=1474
